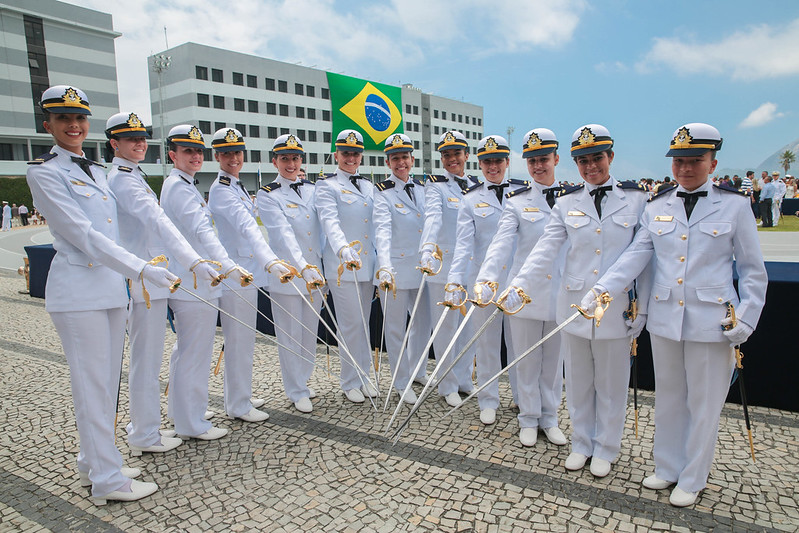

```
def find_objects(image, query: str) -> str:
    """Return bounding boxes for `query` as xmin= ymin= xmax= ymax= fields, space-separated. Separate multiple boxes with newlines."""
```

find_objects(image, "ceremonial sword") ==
xmin=624 ymin=289 xmax=640 ymax=438
xmin=723 ymin=301 xmax=756 ymax=463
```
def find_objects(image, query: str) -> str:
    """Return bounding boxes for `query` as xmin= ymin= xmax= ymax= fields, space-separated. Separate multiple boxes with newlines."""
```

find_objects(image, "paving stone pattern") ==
xmin=0 ymin=275 xmax=797 ymax=532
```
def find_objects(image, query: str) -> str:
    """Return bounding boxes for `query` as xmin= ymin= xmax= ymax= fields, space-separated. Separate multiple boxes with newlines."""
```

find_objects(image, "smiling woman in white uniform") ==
xmin=26 ymin=86 xmax=178 ymax=504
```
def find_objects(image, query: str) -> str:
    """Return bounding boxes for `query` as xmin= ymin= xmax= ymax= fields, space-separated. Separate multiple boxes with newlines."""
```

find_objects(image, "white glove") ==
xmin=267 ymin=262 xmax=292 ymax=282
xmin=192 ymin=262 xmax=221 ymax=285
xmin=473 ymin=281 xmax=495 ymax=304
xmin=301 ymin=266 xmax=324 ymax=286
xmin=626 ymin=314 xmax=647 ymax=338
xmin=444 ymin=285 xmax=465 ymax=306
xmin=721 ymin=316 xmax=754 ymax=345
xmin=502 ymin=287 xmax=525 ymax=313
xmin=580 ymin=289 xmax=600 ymax=315
xmin=419 ymin=250 xmax=440 ymax=272
xmin=226 ymin=265 xmax=253 ymax=286
xmin=141 ymin=264 xmax=179 ymax=289
xmin=340 ymin=246 xmax=361 ymax=269
xmin=377 ymin=270 xmax=394 ymax=291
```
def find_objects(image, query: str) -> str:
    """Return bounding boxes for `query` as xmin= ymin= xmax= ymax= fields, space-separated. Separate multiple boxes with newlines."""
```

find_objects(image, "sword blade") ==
xmin=736 ymin=348 xmax=756 ymax=463
xmin=443 ymin=310 xmax=583 ymax=419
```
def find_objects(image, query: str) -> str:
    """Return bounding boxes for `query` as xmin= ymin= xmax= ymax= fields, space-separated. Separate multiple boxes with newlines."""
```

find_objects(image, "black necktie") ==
xmin=404 ymin=182 xmax=415 ymax=203
xmin=238 ymin=181 xmax=249 ymax=196
xmin=290 ymin=181 xmax=303 ymax=198
xmin=349 ymin=175 xmax=361 ymax=192
xmin=454 ymin=177 xmax=468 ymax=192
xmin=590 ymin=185 xmax=612 ymax=218
xmin=676 ymin=190 xmax=707 ymax=220
xmin=543 ymin=187 xmax=560 ymax=208
xmin=71 ymin=156 xmax=96 ymax=181
xmin=488 ymin=183 xmax=508 ymax=204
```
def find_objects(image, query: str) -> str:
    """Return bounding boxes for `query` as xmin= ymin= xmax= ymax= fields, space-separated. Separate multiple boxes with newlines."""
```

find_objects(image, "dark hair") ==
xmin=746 ymin=170 xmax=754 ymax=177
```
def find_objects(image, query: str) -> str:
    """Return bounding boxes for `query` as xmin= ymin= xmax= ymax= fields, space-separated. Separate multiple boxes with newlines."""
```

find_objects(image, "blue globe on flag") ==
xmin=364 ymin=94 xmax=392 ymax=132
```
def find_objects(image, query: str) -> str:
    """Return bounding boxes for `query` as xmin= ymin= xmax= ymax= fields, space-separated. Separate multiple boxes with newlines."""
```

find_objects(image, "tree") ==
xmin=778 ymin=149 xmax=796 ymax=174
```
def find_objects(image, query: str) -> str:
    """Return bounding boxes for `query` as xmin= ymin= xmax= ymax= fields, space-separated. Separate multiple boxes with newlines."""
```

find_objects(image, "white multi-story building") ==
xmin=0 ymin=0 xmax=120 ymax=176
xmin=148 ymin=43 xmax=483 ymax=191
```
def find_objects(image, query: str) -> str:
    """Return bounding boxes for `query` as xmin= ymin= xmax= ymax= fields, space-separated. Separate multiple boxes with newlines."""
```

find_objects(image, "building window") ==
xmin=434 ymin=110 xmax=439 ymax=119
xmin=321 ymin=87 xmax=330 ymax=99
xmin=297 ymin=129 xmax=306 ymax=141
xmin=435 ymin=161 xmax=440 ymax=168
xmin=265 ymin=77 xmax=275 ymax=90
xmin=323 ymin=132 xmax=332 ymax=143
xmin=232 ymin=72 xmax=243 ymax=86
xmin=197 ymin=93 xmax=210 ymax=107
xmin=434 ymin=126 xmax=439 ymax=135
xmin=307 ymin=108 xmax=316 ymax=120
xmin=278 ymin=80 xmax=288 ymax=93
xmin=414 ymin=141 xmax=419 ymax=149
xmin=249 ymin=125 xmax=260 ymax=137
xmin=214 ymin=122 xmax=226 ymax=131
xmin=478 ymin=118 xmax=482 ymax=126
xmin=414 ymin=159 xmax=420 ymax=168
xmin=213 ymin=95 xmax=225 ymax=109
xmin=279 ymin=104 xmax=289 ymax=116
xmin=306 ymin=85 xmax=315 ymax=97
xmin=459 ymin=114 xmax=463 ymax=123
xmin=309 ymin=153 xmax=318 ymax=164
xmin=199 ymin=120 xmax=211 ymax=134
xmin=211 ymin=68 xmax=223 ymax=83
xmin=414 ymin=123 xmax=420 ymax=132
xmin=413 ymin=105 xmax=418 ymax=114
xmin=248 ymin=100 xmax=258 ymax=113
xmin=251 ymin=150 xmax=261 ymax=163
xmin=442 ymin=111 xmax=447 ymax=120
xmin=369 ymin=156 xmax=377 ymax=166
xmin=295 ymin=83 xmax=304 ymax=95
xmin=236 ymin=123 xmax=246 ymax=134
xmin=280 ymin=127 xmax=290 ymax=135
xmin=234 ymin=98 xmax=245 ymax=111
xmin=247 ymin=74 xmax=257 ymax=88
xmin=266 ymin=102 xmax=276 ymax=115
xmin=268 ymin=126 xmax=278 ymax=138
xmin=242 ymin=151 xmax=248 ymax=163
xmin=296 ymin=107 xmax=305 ymax=118
xmin=195 ymin=66 xmax=208 ymax=80
xmin=322 ymin=110 xmax=330 ymax=121
xmin=406 ymin=104 xmax=412 ymax=114
xmin=308 ymin=131 xmax=317 ymax=142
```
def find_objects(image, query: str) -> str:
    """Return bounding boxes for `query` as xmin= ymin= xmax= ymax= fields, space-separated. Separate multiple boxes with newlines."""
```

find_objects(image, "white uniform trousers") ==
xmin=328 ymin=281 xmax=373 ymax=391
xmin=126 ymin=298 xmax=169 ymax=448
xmin=563 ymin=333 xmax=631 ymax=462
xmin=271 ymin=290 xmax=320 ymax=402
xmin=427 ymin=282 xmax=474 ymax=396
xmin=51 ymin=308 xmax=127 ymax=497
xmin=510 ymin=317 xmax=563 ymax=430
xmin=167 ymin=298 xmax=217 ymax=436
xmin=380 ymin=285 xmax=431 ymax=392
xmin=650 ymin=334 xmax=735 ymax=493
xmin=472 ymin=305 xmax=509 ymax=410
xmin=772 ymin=198 xmax=781 ymax=226
xmin=219 ymin=287 xmax=257 ymax=418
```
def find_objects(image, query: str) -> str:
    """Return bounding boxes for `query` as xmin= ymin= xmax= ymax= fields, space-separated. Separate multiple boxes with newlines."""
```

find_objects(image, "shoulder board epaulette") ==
xmin=713 ymin=183 xmax=748 ymax=196
xmin=219 ymin=176 xmax=231 ymax=186
xmin=260 ymin=182 xmax=281 ymax=193
xmin=617 ymin=180 xmax=647 ymax=191
xmin=648 ymin=182 xmax=677 ymax=202
xmin=375 ymin=180 xmax=395 ymax=192
xmin=506 ymin=185 xmax=532 ymax=199
xmin=301 ymin=178 xmax=313 ymax=185
xmin=117 ymin=166 xmax=133 ymax=173
xmin=467 ymin=175 xmax=480 ymax=184
xmin=27 ymin=152 xmax=57 ymax=165
xmin=318 ymin=173 xmax=336 ymax=181
xmin=463 ymin=182 xmax=484 ymax=195
xmin=558 ymin=183 xmax=584 ymax=197
xmin=428 ymin=174 xmax=448 ymax=183
xmin=509 ymin=178 xmax=530 ymax=186
xmin=412 ymin=178 xmax=424 ymax=186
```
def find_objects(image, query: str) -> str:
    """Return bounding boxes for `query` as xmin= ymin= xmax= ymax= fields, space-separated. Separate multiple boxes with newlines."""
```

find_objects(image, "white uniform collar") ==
xmin=276 ymin=174 xmax=298 ymax=186
xmin=675 ymin=179 xmax=712 ymax=195
xmin=585 ymin=176 xmax=616 ymax=193
xmin=444 ymin=170 xmax=465 ymax=181
xmin=112 ymin=156 xmax=138 ymax=169
xmin=531 ymin=178 xmax=557 ymax=194
xmin=51 ymin=144 xmax=84 ymax=158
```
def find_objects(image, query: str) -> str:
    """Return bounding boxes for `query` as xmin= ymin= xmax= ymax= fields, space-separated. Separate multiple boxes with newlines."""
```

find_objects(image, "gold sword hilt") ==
xmin=497 ymin=286 xmax=532 ymax=315
xmin=267 ymin=259 xmax=299 ymax=284
xmin=375 ymin=267 xmax=397 ymax=299
xmin=141 ymin=255 xmax=170 ymax=309
xmin=301 ymin=264 xmax=325 ymax=302
xmin=190 ymin=259 xmax=223 ymax=289
xmin=440 ymin=283 xmax=468 ymax=316
xmin=418 ymin=242 xmax=444 ymax=276
xmin=571 ymin=290 xmax=613 ymax=327
xmin=336 ymin=240 xmax=363 ymax=286
xmin=470 ymin=281 xmax=498 ymax=308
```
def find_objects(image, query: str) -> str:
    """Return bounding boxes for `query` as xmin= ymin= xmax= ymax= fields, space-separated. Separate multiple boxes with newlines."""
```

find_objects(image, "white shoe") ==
xmin=519 ymin=428 xmax=537 ymax=447
xmin=344 ymin=388 xmax=365 ymax=403
xmin=160 ymin=429 xmax=176 ymax=438
xmin=565 ymin=452 xmax=588 ymax=471
xmin=308 ymin=388 xmax=318 ymax=399
xmin=250 ymin=397 xmax=265 ymax=408
xmin=643 ymin=475 xmax=674 ymax=490
xmin=669 ymin=486 xmax=698 ymax=507
xmin=80 ymin=467 xmax=140 ymax=487
xmin=444 ymin=392 xmax=462 ymax=407
xmin=204 ymin=410 xmax=215 ymax=420
xmin=234 ymin=408 xmax=269 ymax=423
xmin=542 ymin=426 xmax=567 ymax=446
xmin=130 ymin=436 xmax=182 ymax=457
xmin=414 ymin=375 xmax=429 ymax=385
xmin=361 ymin=383 xmax=379 ymax=398
xmin=590 ymin=457 xmax=612 ymax=478
xmin=480 ymin=408 xmax=496 ymax=425
xmin=294 ymin=397 xmax=313 ymax=413
xmin=179 ymin=426 xmax=228 ymax=440
xmin=399 ymin=388 xmax=417 ymax=405
xmin=93 ymin=479 xmax=158 ymax=506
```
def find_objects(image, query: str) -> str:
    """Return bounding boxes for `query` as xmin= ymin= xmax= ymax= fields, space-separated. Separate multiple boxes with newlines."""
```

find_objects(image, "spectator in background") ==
xmin=749 ymin=171 xmax=761 ymax=219
xmin=19 ymin=204 xmax=29 ymax=226
xmin=2 ymin=201 xmax=10 ymax=231
xmin=760 ymin=175 xmax=775 ymax=227
xmin=732 ymin=176 xmax=742 ymax=190
xmin=772 ymin=171 xmax=785 ymax=226
xmin=785 ymin=176 xmax=796 ymax=199
xmin=11 ymin=203 xmax=19 ymax=226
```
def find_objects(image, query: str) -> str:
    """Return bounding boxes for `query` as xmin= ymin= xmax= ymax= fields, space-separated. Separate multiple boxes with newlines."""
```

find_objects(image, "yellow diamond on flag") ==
xmin=339 ymin=82 xmax=402 ymax=146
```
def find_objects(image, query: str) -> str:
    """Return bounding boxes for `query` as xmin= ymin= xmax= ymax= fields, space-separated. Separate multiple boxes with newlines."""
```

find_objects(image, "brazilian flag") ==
xmin=326 ymin=72 xmax=403 ymax=151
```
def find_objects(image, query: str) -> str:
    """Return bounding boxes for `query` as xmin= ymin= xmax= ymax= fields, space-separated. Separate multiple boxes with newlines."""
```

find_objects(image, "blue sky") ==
xmin=70 ymin=0 xmax=799 ymax=181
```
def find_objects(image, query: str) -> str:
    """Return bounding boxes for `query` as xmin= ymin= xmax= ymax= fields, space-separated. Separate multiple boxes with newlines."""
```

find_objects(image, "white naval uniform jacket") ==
xmin=373 ymin=175 xmax=426 ymax=290
xmin=448 ymin=180 xmax=511 ymax=289
xmin=478 ymin=181 xmax=563 ymax=322
xmin=26 ymin=146 xmax=146 ymax=312
xmin=419 ymin=172 xmax=481 ymax=281
xmin=256 ymin=176 xmax=324 ymax=296
xmin=160 ymin=168 xmax=235 ymax=301
xmin=208 ymin=171 xmax=276 ymax=288
xmin=597 ymin=181 xmax=767 ymax=343
xmin=315 ymin=169 xmax=376 ymax=283
xmin=108 ymin=157 xmax=201 ymax=303
xmin=512 ymin=178 xmax=649 ymax=340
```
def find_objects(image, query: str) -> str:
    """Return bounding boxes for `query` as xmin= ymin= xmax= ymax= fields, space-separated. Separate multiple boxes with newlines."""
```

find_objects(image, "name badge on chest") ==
xmin=523 ymin=207 xmax=540 ymax=212
xmin=567 ymin=210 xmax=585 ymax=216
xmin=287 ymin=203 xmax=298 ymax=208
xmin=654 ymin=215 xmax=674 ymax=222
xmin=475 ymin=202 xmax=490 ymax=208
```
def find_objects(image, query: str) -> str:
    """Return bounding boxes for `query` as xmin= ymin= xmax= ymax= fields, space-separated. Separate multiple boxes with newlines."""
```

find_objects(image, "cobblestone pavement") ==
xmin=1 ymin=274 xmax=797 ymax=532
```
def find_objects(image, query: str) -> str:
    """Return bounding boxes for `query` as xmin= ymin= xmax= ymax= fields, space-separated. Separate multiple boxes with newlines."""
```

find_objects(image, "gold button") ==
xmin=713 ymin=230 xmax=718 ymax=235
xmin=502 ymin=265 xmax=506 ymax=269
xmin=418 ymin=229 xmax=422 ymax=233
xmin=364 ymin=219 xmax=368 ymax=223
xmin=365 ymin=235 xmax=368 ymax=239
xmin=573 ymin=223 xmax=579 ymax=228
xmin=107 ymin=218 xmax=112 ymax=223
xmin=566 ymin=285 xmax=570 ymax=290
xmin=596 ymin=228 xmax=601 ymax=233
xmin=306 ymin=215 xmax=310 ymax=219
xmin=308 ymin=247 xmax=313 ymax=252
xmin=249 ymin=254 xmax=253 ymax=258
xmin=102 ymin=195 xmax=107 ymax=200
xmin=623 ymin=222 xmax=629 ymax=227
xmin=445 ymin=249 xmax=449 ymax=253
xmin=679 ymin=256 xmax=685 ymax=262
xmin=595 ymin=249 xmax=601 ymax=255
xmin=593 ymin=269 xmax=599 ymax=274
xmin=547 ymin=274 xmax=552 ymax=280
xmin=400 ymin=253 xmax=405 ymax=257
xmin=417 ymin=213 xmax=421 ymax=217
xmin=677 ymin=278 xmax=683 ymax=284
xmin=364 ymin=202 xmax=368 ymax=206
xmin=655 ymin=295 xmax=659 ymax=300
xmin=681 ymin=235 xmax=687 ymax=240
xmin=88 ymin=262 xmax=93 ymax=267
xmin=657 ymin=229 xmax=662 ymax=235
xmin=85 ymin=193 xmax=90 ymax=197
xmin=307 ymin=232 xmax=311 ymax=235
xmin=718 ymin=297 xmax=723 ymax=302
xmin=679 ymin=300 xmax=684 ymax=306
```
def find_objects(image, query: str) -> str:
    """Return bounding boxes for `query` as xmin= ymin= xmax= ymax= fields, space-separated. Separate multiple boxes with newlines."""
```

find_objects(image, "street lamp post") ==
xmin=151 ymin=54 xmax=171 ymax=179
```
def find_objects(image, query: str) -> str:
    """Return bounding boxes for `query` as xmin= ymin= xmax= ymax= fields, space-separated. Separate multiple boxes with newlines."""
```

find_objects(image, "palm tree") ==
xmin=778 ymin=149 xmax=796 ymax=174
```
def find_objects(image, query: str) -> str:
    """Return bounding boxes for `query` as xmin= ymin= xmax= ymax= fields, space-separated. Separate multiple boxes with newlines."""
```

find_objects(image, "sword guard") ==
xmin=721 ymin=301 xmax=737 ymax=331
xmin=191 ymin=259 xmax=223 ymax=289
xmin=169 ymin=278 xmax=181 ymax=293
xmin=470 ymin=281 xmax=498 ymax=307
xmin=267 ymin=260 xmax=299 ymax=284
xmin=497 ymin=286 xmax=531 ymax=315
xmin=571 ymin=291 xmax=612 ymax=326
xmin=376 ymin=267 xmax=397 ymax=299
xmin=442 ymin=282 xmax=467 ymax=311
xmin=418 ymin=242 xmax=444 ymax=276
xmin=301 ymin=264 xmax=326 ymax=299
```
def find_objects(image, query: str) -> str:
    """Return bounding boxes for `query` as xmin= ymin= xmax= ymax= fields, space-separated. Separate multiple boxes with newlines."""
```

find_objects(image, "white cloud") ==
xmin=739 ymin=102 xmax=785 ymax=128
xmin=636 ymin=18 xmax=799 ymax=80
xmin=595 ymin=61 xmax=628 ymax=74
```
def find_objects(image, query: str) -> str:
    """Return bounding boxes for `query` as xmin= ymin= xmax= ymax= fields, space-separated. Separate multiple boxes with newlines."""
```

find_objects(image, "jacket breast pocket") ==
xmin=611 ymin=214 xmax=637 ymax=231
xmin=283 ymin=206 xmax=299 ymax=219
xmin=473 ymin=205 xmax=495 ymax=219
xmin=340 ymin=193 xmax=357 ymax=205
xmin=565 ymin=215 xmax=590 ymax=230
xmin=651 ymin=282 xmax=671 ymax=302
xmin=698 ymin=222 xmax=731 ymax=238
xmin=446 ymin=198 xmax=460 ymax=210
xmin=562 ymin=273 xmax=585 ymax=292
xmin=649 ymin=219 xmax=676 ymax=237
xmin=521 ymin=211 xmax=545 ymax=224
